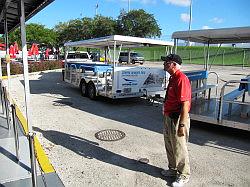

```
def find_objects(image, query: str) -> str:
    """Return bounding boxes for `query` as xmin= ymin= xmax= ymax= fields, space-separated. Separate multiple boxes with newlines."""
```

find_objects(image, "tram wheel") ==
xmin=87 ymin=82 xmax=96 ymax=100
xmin=80 ymin=79 xmax=87 ymax=96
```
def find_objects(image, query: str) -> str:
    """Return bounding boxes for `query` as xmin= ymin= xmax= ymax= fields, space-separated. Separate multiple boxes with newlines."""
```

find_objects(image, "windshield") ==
xmin=67 ymin=54 xmax=76 ymax=59
xmin=131 ymin=53 xmax=143 ymax=57
xmin=67 ymin=53 xmax=89 ymax=59
xmin=78 ymin=53 xmax=89 ymax=59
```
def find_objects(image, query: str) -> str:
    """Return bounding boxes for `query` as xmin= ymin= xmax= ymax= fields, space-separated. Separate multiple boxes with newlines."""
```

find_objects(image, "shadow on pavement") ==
xmin=33 ymin=126 xmax=174 ymax=185
xmin=21 ymin=71 xmax=250 ymax=156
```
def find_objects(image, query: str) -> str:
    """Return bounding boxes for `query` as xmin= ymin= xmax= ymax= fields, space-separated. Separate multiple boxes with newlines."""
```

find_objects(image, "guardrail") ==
xmin=185 ymin=70 xmax=219 ymax=100
xmin=218 ymin=80 xmax=250 ymax=122
xmin=0 ymin=81 xmax=55 ymax=187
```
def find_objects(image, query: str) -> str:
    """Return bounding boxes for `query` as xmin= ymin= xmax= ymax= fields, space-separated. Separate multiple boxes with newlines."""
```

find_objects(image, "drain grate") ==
xmin=53 ymin=101 xmax=73 ymax=106
xmin=95 ymin=129 xmax=126 ymax=141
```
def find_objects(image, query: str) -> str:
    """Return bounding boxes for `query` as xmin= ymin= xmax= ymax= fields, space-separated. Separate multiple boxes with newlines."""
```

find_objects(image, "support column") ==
xmin=4 ymin=11 xmax=11 ymax=93
xmin=0 ymin=58 xmax=2 ymax=79
xmin=206 ymin=42 xmax=210 ymax=71
xmin=20 ymin=1 xmax=37 ymax=186
xmin=20 ymin=0 xmax=32 ymax=133
xmin=112 ymin=41 xmax=116 ymax=93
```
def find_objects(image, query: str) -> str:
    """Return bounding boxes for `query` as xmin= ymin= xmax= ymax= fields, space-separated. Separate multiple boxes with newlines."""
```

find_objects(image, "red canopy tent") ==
xmin=28 ymin=43 xmax=34 ymax=56
xmin=0 ymin=43 xmax=5 ymax=50
xmin=45 ymin=48 xmax=50 ymax=59
xmin=14 ymin=42 xmax=19 ymax=54
xmin=9 ymin=45 xmax=16 ymax=58
xmin=33 ymin=44 xmax=39 ymax=55
xmin=28 ymin=43 xmax=39 ymax=56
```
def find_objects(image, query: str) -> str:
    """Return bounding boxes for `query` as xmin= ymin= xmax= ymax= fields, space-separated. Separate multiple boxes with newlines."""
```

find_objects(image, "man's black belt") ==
xmin=169 ymin=112 xmax=180 ymax=119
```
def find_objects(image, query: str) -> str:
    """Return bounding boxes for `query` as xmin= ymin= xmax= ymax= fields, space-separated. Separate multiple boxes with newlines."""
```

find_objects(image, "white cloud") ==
xmin=163 ymin=0 xmax=191 ymax=7
xmin=209 ymin=17 xmax=223 ymax=24
xmin=202 ymin=26 xmax=213 ymax=30
xmin=180 ymin=13 xmax=190 ymax=23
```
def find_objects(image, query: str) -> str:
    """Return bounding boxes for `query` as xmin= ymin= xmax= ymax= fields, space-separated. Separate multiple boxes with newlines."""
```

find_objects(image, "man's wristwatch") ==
xmin=179 ymin=124 xmax=185 ymax=127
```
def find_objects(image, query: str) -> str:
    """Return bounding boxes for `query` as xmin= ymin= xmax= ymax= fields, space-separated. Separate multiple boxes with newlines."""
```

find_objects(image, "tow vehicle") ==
xmin=63 ymin=35 xmax=173 ymax=100
xmin=118 ymin=51 xmax=145 ymax=64
xmin=65 ymin=51 xmax=91 ymax=62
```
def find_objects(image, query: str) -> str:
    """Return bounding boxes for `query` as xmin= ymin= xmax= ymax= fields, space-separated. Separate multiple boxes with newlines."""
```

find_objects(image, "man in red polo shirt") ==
xmin=161 ymin=54 xmax=191 ymax=187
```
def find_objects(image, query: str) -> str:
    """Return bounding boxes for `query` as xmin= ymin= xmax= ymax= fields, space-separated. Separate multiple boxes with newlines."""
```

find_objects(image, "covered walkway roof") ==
xmin=0 ymin=0 xmax=54 ymax=34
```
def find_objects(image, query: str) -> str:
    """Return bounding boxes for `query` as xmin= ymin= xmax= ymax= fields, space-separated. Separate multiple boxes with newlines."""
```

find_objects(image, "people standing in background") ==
xmin=45 ymin=48 xmax=50 ymax=60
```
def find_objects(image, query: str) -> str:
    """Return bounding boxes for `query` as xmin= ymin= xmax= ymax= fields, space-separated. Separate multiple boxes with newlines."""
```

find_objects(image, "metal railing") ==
xmin=11 ymin=104 xmax=20 ymax=160
xmin=217 ymin=80 xmax=250 ymax=122
xmin=2 ymin=86 xmax=11 ymax=130
xmin=104 ymin=69 xmax=112 ymax=96
xmin=0 ymin=84 xmax=38 ymax=187
xmin=208 ymin=71 xmax=219 ymax=98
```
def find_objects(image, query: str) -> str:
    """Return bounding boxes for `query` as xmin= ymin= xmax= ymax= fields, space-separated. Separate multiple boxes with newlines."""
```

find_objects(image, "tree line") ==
xmin=1 ymin=9 xmax=161 ymax=48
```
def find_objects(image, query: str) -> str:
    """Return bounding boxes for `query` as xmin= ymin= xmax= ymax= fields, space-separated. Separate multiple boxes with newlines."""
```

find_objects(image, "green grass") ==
xmin=132 ymin=46 xmax=250 ymax=67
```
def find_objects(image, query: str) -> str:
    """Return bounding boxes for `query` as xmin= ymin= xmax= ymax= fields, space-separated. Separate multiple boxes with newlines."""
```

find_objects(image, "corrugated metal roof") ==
xmin=0 ymin=0 xmax=54 ymax=34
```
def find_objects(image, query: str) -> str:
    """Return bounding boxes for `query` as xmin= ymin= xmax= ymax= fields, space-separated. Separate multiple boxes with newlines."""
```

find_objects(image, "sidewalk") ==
xmin=0 ymin=85 xmax=64 ymax=187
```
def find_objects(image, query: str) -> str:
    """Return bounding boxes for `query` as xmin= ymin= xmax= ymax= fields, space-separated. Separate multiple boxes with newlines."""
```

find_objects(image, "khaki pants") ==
xmin=163 ymin=115 xmax=190 ymax=177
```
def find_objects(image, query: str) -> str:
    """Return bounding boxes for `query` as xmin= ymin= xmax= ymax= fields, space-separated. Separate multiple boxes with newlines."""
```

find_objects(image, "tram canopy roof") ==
xmin=0 ymin=0 xmax=54 ymax=34
xmin=172 ymin=27 xmax=250 ymax=44
xmin=64 ymin=35 xmax=174 ymax=48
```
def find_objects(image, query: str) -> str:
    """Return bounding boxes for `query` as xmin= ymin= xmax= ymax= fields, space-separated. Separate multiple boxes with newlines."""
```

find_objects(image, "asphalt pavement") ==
xmin=7 ymin=63 xmax=250 ymax=187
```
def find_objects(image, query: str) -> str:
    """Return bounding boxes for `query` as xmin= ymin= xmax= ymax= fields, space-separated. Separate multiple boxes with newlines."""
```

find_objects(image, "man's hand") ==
xmin=177 ymin=126 xmax=185 ymax=137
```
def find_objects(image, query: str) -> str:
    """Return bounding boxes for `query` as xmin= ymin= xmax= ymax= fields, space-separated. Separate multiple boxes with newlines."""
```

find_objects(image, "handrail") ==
xmin=217 ymin=80 xmax=250 ymax=121
xmin=11 ymin=104 xmax=20 ymax=161
xmin=208 ymin=71 xmax=219 ymax=97
xmin=69 ymin=64 xmax=77 ymax=83
xmin=105 ymin=69 xmax=112 ymax=95
xmin=2 ymin=86 xmax=10 ymax=130
xmin=0 ymin=81 xmax=5 ymax=113
xmin=0 ymin=85 xmax=37 ymax=187
xmin=14 ymin=101 xmax=55 ymax=174
xmin=28 ymin=132 xmax=38 ymax=187
xmin=0 ymin=85 xmax=56 ymax=187
xmin=70 ymin=64 xmax=77 ymax=69
xmin=79 ymin=65 xmax=86 ymax=72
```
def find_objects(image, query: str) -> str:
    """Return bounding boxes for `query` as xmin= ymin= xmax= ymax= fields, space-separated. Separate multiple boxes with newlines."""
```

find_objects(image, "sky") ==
xmin=28 ymin=0 xmax=250 ymax=41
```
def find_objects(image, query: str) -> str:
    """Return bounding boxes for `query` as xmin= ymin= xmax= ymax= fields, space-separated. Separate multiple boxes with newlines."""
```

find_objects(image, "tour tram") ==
xmin=172 ymin=27 xmax=250 ymax=131
xmin=63 ymin=35 xmax=173 ymax=100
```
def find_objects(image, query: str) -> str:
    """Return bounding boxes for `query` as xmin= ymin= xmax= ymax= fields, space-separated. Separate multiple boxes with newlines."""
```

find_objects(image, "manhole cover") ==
xmin=95 ymin=129 xmax=125 ymax=141
xmin=53 ymin=101 xmax=73 ymax=106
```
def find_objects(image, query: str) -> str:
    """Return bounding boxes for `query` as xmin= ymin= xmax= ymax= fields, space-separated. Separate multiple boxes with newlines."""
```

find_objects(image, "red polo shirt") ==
xmin=164 ymin=69 xmax=191 ymax=115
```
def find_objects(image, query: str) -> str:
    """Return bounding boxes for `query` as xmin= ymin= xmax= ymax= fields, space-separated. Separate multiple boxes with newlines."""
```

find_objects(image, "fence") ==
xmin=0 ymin=80 xmax=55 ymax=187
xmin=133 ymin=46 xmax=250 ymax=67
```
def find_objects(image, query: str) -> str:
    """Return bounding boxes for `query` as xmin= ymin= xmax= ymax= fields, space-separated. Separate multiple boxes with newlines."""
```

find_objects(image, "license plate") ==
xmin=123 ymin=88 xmax=132 ymax=93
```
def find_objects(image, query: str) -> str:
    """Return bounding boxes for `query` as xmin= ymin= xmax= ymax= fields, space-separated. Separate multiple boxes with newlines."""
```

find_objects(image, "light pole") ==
xmin=95 ymin=1 xmax=99 ymax=16
xmin=188 ymin=0 xmax=192 ymax=32
xmin=188 ymin=0 xmax=192 ymax=46
xmin=128 ymin=0 xmax=130 ymax=12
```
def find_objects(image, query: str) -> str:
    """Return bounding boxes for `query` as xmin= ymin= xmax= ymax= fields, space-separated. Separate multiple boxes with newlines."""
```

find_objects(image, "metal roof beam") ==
xmin=0 ymin=0 xmax=54 ymax=34
xmin=0 ymin=0 xmax=12 ymax=23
